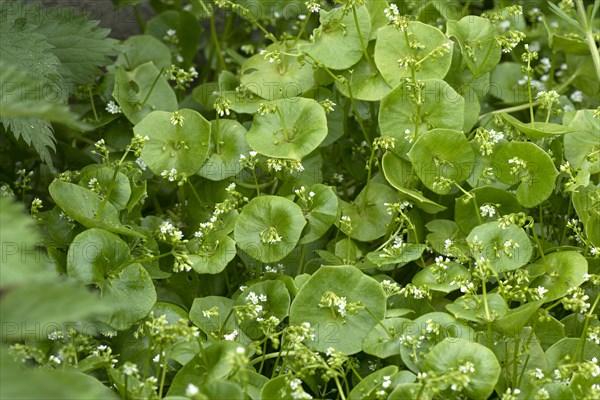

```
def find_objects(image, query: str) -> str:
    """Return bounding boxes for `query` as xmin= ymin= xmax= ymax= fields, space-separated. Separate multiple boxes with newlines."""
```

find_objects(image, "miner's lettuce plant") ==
xmin=1 ymin=0 xmax=599 ymax=399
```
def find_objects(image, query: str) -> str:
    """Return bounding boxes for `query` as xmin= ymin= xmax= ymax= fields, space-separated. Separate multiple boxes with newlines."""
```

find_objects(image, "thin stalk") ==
xmin=275 ymin=107 xmax=291 ymax=141
xmin=210 ymin=12 xmax=227 ymax=71
xmin=575 ymin=0 xmax=600 ymax=81
xmin=157 ymin=349 xmax=172 ymax=398
xmin=88 ymin=87 xmax=99 ymax=122
xmin=250 ymin=350 xmax=296 ymax=366
xmin=575 ymin=293 xmax=600 ymax=362
xmin=352 ymin=6 xmax=374 ymax=67
xmin=139 ymin=67 xmax=165 ymax=108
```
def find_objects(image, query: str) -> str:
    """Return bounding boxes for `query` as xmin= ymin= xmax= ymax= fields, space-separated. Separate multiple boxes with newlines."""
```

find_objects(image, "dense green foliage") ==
xmin=1 ymin=0 xmax=599 ymax=399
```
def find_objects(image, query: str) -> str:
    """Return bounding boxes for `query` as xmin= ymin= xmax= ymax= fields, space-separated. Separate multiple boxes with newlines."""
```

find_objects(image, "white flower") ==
xmin=186 ymin=383 xmax=199 ymax=396
xmin=536 ymin=286 xmax=548 ymax=297
xmin=444 ymin=239 xmax=453 ymax=250
xmin=135 ymin=157 xmax=147 ymax=171
xmin=305 ymin=1 xmax=321 ymax=13
xmin=49 ymin=355 xmax=62 ymax=365
xmin=223 ymin=329 xmax=238 ymax=341
xmin=488 ymin=129 xmax=505 ymax=143
xmin=122 ymin=362 xmax=138 ymax=376
xmin=591 ymin=247 xmax=599 ymax=256
xmin=570 ymin=90 xmax=583 ymax=103
xmin=480 ymin=204 xmax=497 ymax=218
xmin=105 ymin=100 xmax=121 ymax=114
xmin=166 ymin=29 xmax=177 ymax=37
xmin=382 ymin=375 xmax=391 ymax=388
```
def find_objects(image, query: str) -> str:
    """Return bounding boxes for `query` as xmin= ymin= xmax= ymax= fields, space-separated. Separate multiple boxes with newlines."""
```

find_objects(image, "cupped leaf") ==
xmin=349 ymin=368 xmax=416 ymax=400
xmin=380 ymin=81 xmax=465 ymax=158
xmin=528 ymin=251 xmax=588 ymax=302
xmin=302 ymin=6 xmax=371 ymax=70
xmin=113 ymin=35 xmax=172 ymax=70
xmin=190 ymin=296 xmax=237 ymax=338
xmin=446 ymin=16 xmax=502 ymax=75
xmin=423 ymin=338 xmax=501 ymax=399
xmin=78 ymin=165 xmax=131 ymax=210
xmin=565 ymin=109 xmax=600 ymax=174
xmin=492 ymin=141 xmax=559 ymax=208
xmin=366 ymin=244 xmax=427 ymax=270
xmin=489 ymin=62 xmax=529 ymax=104
xmin=101 ymin=263 xmax=156 ymax=330
xmin=375 ymin=22 xmax=453 ymax=87
xmin=335 ymin=54 xmax=392 ymax=101
xmin=382 ymin=152 xmax=447 ymax=214
xmin=240 ymin=41 xmax=315 ymax=100
xmin=136 ymin=109 xmax=211 ymax=176
xmin=235 ymin=280 xmax=290 ymax=340
xmin=454 ymin=187 xmax=522 ymax=234
xmin=407 ymin=129 xmax=474 ymax=195
xmin=297 ymin=184 xmax=339 ymax=244
xmin=446 ymin=293 xmax=508 ymax=323
xmin=187 ymin=234 xmax=236 ymax=275
xmin=466 ymin=222 xmax=534 ymax=273
xmin=363 ymin=318 xmax=412 ymax=358
xmin=339 ymin=182 xmax=398 ymax=242
xmin=67 ymin=228 xmax=130 ymax=285
xmin=234 ymin=196 xmax=306 ymax=263
xmin=48 ymin=180 xmax=144 ymax=238
xmin=113 ymin=62 xmax=177 ymax=124
xmin=246 ymin=97 xmax=327 ymax=161
xmin=413 ymin=261 xmax=470 ymax=293
xmin=502 ymin=113 xmax=574 ymax=141
xmin=289 ymin=265 xmax=386 ymax=355
xmin=199 ymin=119 xmax=249 ymax=181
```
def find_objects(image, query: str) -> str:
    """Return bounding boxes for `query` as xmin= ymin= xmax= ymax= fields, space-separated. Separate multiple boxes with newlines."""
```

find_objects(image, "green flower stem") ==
xmin=210 ymin=12 xmax=228 ymax=72
xmin=292 ymin=12 xmax=311 ymax=49
xmin=87 ymin=87 xmax=99 ymax=122
xmin=403 ymin=30 xmax=422 ymax=136
xmin=187 ymin=179 xmax=203 ymax=205
xmin=220 ymin=308 xmax=235 ymax=336
xmin=352 ymin=6 xmax=374 ymax=68
xmin=297 ymin=244 xmax=307 ymax=276
xmin=250 ymin=350 xmax=296 ymax=366
xmin=364 ymin=306 xmax=394 ymax=338
xmin=334 ymin=376 xmax=347 ymax=400
xmin=575 ymin=0 xmax=600 ymax=81
xmin=132 ymin=251 xmax=174 ymax=264
xmin=575 ymin=293 xmax=599 ymax=362
xmin=275 ymin=106 xmax=291 ymax=142
xmin=157 ymin=348 xmax=172 ymax=398
xmin=258 ymin=339 xmax=268 ymax=374
xmin=215 ymin=114 xmax=222 ymax=154
xmin=525 ymin=52 xmax=536 ymax=127
xmin=454 ymin=183 xmax=482 ymax=225
xmin=528 ymin=217 xmax=549 ymax=267
xmin=139 ymin=67 xmax=165 ymax=108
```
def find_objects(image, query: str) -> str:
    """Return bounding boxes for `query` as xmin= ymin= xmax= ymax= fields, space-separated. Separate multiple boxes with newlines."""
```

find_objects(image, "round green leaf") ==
xmin=446 ymin=16 xmax=502 ymax=75
xmin=489 ymin=62 xmax=529 ymax=104
xmin=113 ymin=62 xmax=177 ymax=124
xmin=67 ymin=228 xmax=130 ymax=285
xmin=101 ymin=263 xmax=156 ymax=330
xmin=246 ymin=97 xmax=327 ymax=161
xmin=349 ymin=369 xmax=416 ymax=400
xmin=446 ymin=293 xmax=508 ymax=323
xmin=380 ymin=81 xmax=465 ymax=158
xmin=493 ymin=141 xmax=559 ymax=208
xmin=454 ymin=187 xmax=522 ymax=234
xmin=48 ymin=180 xmax=144 ymax=238
xmin=199 ymin=119 xmax=249 ymax=181
xmin=467 ymin=222 xmax=533 ymax=273
xmin=187 ymin=234 xmax=236 ymax=275
xmin=235 ymin=280 xmax=290 ymax=340
xmin=374 ymin=23 xmax=453 ymax=87
xmin=136 ymin=109 xmax=211 ymax=176
xmin=545 ymin=338 xmax=600 ymax=371
xmin=529 ymin=251 xmax=588 ymax=302
xmin=413 ymin=261 xmax=470 ymax=293
xmin=423 ymin=338 xmax=501 ymax=399
xmin=407 ymin=129 xmax=474 ymax=195
xmin=335 ymin=55 xmax=393 ymax=101
xmin=79 ymin=165 xmax=131 ymax=210
xmin=339 ymin=182 xmax=398 ymax=242
xmin=302 ymin=6 xmax=371 ymax=70
xmin=382 ymin=152 xmax=447 ymax=214
xmin=234 ymin=196 xmax=306 ymax=263
xmin=297 ymin=184 xmax=339 ymax=244
xmin=240 ymin=41 xmax=315 ymax=100
xmin=363 ymin=317 xmax=412 ymax=358
xmin=366 ymin=243 xmax=427 ymax=270
xmin=113 ymin=35 xmax=172 ymax=70
xmin=190 ymin=296 xmax=235 ymax=336
xmin=565 ymin=110 xmax=600 ymax=174
xmin=289 ymin=265 xmax=387 ymax=355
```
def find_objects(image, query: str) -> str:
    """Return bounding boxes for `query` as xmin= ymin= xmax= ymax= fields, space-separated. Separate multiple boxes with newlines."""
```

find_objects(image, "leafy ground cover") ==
xmin=1 ymin=0 xmax=599 ymax=399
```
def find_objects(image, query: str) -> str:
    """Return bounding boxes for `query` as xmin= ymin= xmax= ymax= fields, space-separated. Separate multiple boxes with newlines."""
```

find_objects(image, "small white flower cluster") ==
xmin=214 ymin=95 xmax=232 ymax=117
xmin=170 ymin=111 xmax=185 ymax=126
xmin=380 ymin=279 xmax=401 ymax=297
xmin=0 ymin=183 xmax=13 ymax=197
xmin=264 ymin=263 xmax=285 ymax=274
xmin=373 ymin=136 xmax=396 ymax=150
xmin=236 ymin=291 xmax=268 ymax=320
xmin=475 ymin=128 xmax=505 ymax=156
xmin=288 ymin=377 xmax=313 ymax=399
xmin=186 ymin=383 xmax=199 ymax=397
xmin=160 ymin=168 xmax=187 ymax=185
xmin=266 ymin=158 xmax=305 ymax=173
xmin=105 ymin=100 xmax=121 ymax=114
xmin=339 ymin=215 xmax=352 ymax=233
xmin=166 ymin=65 xmax=198 ymax=90
xmin=398 ymin=283 xmax=431 ymax=300
xmin=508 ymin=156 xmax=528 ymax=176
xmin=384 ymin=201 xmax=412 ymax=216
xmin=381 ymin=236 xmax=407 ymax=258
xmin=223 ymin=329 xmax=238 ymax=341
xmin=318 ymin=290 xmax=363 ymax=319
xmin=239 ymin=151 xmax=259 ymax=168
xmin=500 ymin=387 xmax=521 ymax=400
xmin=320 ymin=99 xmax=336 ymax=114
xmin=157 ymin=220 xmax=184 ymax=243
xmin=305 ymin=1 xmax=321 ymax=13
xmin=403 ymin=128 xmax=417 ymax=144
xmin=259 ymin=49 xmax=282 ymax=64
xmin=294 ymin=185 xmax=316 ymax=207
xmin=384 ymin=3 xmax=408 ymax=30
xmin=260 ymin=226 xmax=283 ymax=245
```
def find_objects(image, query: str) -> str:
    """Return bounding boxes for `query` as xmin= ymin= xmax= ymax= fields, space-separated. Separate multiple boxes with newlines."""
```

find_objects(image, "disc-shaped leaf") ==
xmin=198 ymin=119 xmax=249 ymax=181
xmin=375 ymin=23 xmax=453 ymax=87
xmin=289 ymin=265 xmax=386 ymax=355
xmin=380 ymin=81 xmax=465 ymax=157
xmin=240 ymin=41 xmax=315 ymax=100
xmin=349 ymin=369 xmax=416 ymax=400
xmin=67 ymin=228 xmax=130 ymax=285
xmin=235 ymin=280 xmax=290 ymax=339
xmin=528 ymin=251 xmax=588 ymax=302
xmin=423 ymin=338 xmax=501 ymax=399
xmin=545 ymin=338 xmax=600 ymax=371
xmin=234 ymin=196 xmax=306 ymax=263
xmin=190 ymin=296 xmax=236 ymax=336
xmin=302 ymin=6 xmax=371 ymax=70
xmin=136 ymin=109 xmax=211 ymax=176
xmin=79 ymin=165 xmax=131 ymax=210
xmin=298 ymin=184 xmax=339 ymax=244
xmin=413 ymin=261 xmax=470 ymax=293
xmin=187 ymin=233 xmax=236 ymax=275
xmin=446 ymin=16 xmax=502 ymax=75
xmin=366 ymin=244 xmax=427 ymax=270
xmin=454 ymin=187 xmax=522 ymax=234
xmin=408 ymin=129 xmax=474 ymax=195
xmin=339 ymin=182 xmax=398 ymax=242
xmin=446 ymin=293 xmax=508 ymax=323
xmin=363 ymin=318 xmax=412 ymax=358
xmin=489 ymin=62 xmax=529 ymax=104
xmin=565 ymin=110 xmax=600 ymax=174
xmin=467 ymin=222 xmax=533 ymax=272
xmin=113 ymin=35 xmax=172 ymax=70
xmin=48 ymin=180 xmax=144 ymax=238
xmin=101 ymin=263 xmax=156 ymax=330
xmin=492 ymin=141 xmax=559 ymax=208
xmin=382 ymin=152 xmax=447 ymax=214
xmin=113 ymin=62 xmax=177 ymax=124
xmin=335 ymin=55 xmax=392 ymax=101
xmin=246 ymin=97 xmax=327 ymax=161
